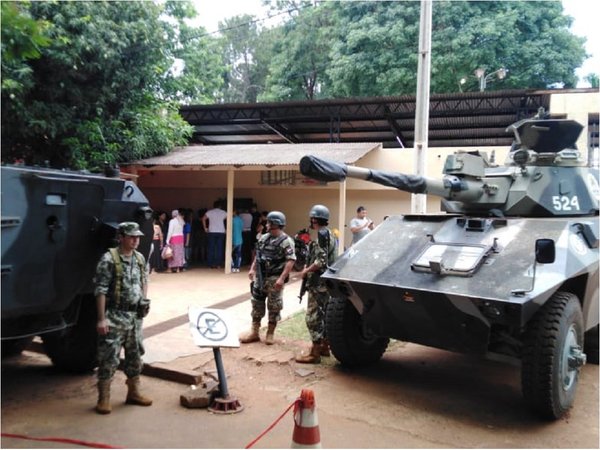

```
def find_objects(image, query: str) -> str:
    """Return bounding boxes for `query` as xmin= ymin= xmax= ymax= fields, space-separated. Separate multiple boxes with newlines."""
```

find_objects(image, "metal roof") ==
xmin=133 ymin=142 xmax=380 ymax=167
xmin=178 ymin=89 xmax=592 ymax=148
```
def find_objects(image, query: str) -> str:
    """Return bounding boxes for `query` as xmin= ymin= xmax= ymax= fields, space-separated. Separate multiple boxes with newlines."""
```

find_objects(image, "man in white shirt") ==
xmin=349 ymin=206 xmax=374 ymax=245
xmin=202 ymin=201 xmax=227 ymax=268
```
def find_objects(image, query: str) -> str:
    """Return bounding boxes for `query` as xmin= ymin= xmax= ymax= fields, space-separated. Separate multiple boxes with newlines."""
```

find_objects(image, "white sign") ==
xmin=188 ymin=307 xmax=240 ymax=348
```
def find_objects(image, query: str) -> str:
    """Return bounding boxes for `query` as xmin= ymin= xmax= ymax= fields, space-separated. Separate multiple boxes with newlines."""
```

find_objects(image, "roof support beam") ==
xmin=224 ymin=169 xmax=234 ymax=274
xmin=384 ymin=106 xmax=407 ymax=148
xmin=260 ymin=120 xmax=297 ymax=143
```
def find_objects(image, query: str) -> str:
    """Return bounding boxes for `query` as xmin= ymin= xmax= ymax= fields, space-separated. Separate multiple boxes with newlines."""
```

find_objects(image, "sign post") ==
xmin=188 ymin=307 xmax=243 ymax=414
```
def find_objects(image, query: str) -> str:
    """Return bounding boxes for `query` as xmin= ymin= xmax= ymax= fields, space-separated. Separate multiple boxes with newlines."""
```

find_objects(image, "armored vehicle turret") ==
xmin=300 ymin=113 xmax=599 ymax=419
xmin=1 ymin=164 xmax=153 ymax=372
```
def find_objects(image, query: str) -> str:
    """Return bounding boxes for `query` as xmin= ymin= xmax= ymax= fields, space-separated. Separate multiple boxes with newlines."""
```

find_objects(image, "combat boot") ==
xmin=295 ymin=341 xmax=322 ymax=364
xmin=265 ymin=322 xmax=277 ymax=345
xmin=96 ymin=379 xmax=112 ymax=414
xmin=239 ymin=321 xmax=261 ymax=343
xmin=125 ymin=376 xmax=153 ymax=406
xmin=320 ymin=338 xmax=331 ymax=357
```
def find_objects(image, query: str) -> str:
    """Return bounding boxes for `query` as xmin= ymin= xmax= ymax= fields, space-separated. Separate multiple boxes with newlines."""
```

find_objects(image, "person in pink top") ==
xmin=166 ymin=209 xmax=185 ymax=272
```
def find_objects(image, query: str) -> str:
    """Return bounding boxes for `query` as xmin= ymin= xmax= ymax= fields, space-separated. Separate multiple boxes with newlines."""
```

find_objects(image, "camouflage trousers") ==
xmin=305 ymin=284 xmax=330 ymax=342
xmin=250 ymin=275 xmax=284 ymax=324
xmin=97 ymin=310 xmax=145 ymax=381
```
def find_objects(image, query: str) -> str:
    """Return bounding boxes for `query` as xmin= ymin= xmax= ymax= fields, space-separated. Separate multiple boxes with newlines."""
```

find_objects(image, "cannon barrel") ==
xmin=300 ymin=155 xmax=485 ymax=201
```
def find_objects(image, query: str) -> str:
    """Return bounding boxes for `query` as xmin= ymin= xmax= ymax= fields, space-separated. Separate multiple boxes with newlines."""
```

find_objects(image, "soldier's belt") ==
xmin=107 ymin=303 xmax=138 ymax=312
xmin=265 ymin=270 xmax=283 ymax=277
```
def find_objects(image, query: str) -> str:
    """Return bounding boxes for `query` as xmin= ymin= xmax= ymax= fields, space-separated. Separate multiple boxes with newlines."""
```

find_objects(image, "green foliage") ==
xmin=1 ymin=0 xmax=590 ymax=166
xmin=1 ymin=2 xmax=51 ymax=62
xmin=1 ymin=1 xmax=196 ymax=169
xmin=258 ymin=0 xmax=587 ymax=99
xmin=584 ymin=73 xmax=599 ymax=88
xmin=260 ymin=3 xmax=335 ymax=100
xmin=219 ymin=14 xmax=264 ymax=103
xmin=160 ymin=1 xmax=226 ymax=103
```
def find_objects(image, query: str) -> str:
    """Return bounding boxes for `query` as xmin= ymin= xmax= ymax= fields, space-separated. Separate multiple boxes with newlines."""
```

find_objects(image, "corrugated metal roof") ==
xmin=132 ymin=142 xmax=380 ymax=167
xmin=179 ymin=89 xmax=563 ymax=148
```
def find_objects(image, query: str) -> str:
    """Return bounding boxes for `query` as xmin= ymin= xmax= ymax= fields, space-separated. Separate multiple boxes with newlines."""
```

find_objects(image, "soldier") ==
xmin=94 ymin=222 xmax=152 ymax=414
xmin=296 ymin=205 xmax=337 ymax=364
xmin=239 ymin=211 xmax=296 ymax=345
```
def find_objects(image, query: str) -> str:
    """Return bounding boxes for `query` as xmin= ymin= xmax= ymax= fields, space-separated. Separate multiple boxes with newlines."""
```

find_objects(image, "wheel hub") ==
xmin=561 ymin=324 xmax=586 ymax=391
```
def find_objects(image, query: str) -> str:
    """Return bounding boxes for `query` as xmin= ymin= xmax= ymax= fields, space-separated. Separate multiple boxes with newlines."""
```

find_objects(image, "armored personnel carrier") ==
xmin=300 ymin=112 xmax=599 ymax=419
xmin=1 ymin=164 xmax=153 ymax=372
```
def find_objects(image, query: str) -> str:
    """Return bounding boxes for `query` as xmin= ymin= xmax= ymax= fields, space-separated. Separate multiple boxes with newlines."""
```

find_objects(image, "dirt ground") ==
xmin=1 ymin=335 xmax=598 ymax=449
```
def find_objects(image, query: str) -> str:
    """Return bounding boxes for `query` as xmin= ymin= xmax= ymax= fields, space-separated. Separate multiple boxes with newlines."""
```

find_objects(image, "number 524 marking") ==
xmin=552 ymin=195 xmax=580 ymax=211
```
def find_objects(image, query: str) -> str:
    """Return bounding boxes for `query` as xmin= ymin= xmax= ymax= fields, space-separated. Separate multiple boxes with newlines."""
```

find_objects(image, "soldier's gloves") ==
xmin=137 ymin=298 xmax=151 ymax=319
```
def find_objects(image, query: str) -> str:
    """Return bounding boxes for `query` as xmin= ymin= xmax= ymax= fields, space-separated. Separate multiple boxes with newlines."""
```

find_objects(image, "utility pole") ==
xmin=412 ymin=0 xmax=432 ymax=214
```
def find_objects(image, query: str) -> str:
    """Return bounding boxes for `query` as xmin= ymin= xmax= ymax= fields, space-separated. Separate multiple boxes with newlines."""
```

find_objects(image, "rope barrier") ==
xmin=1 ymin=432 xmax=122 ymax=449
xmin=244 ymin=398 xmax=300 ymax=449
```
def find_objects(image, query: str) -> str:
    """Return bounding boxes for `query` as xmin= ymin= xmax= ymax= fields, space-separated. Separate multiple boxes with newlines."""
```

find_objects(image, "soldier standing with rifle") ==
xmin=295 ymin=205 xmax=337 ymax=364
xmin=239 ymin=211 xmax=296 ymax=345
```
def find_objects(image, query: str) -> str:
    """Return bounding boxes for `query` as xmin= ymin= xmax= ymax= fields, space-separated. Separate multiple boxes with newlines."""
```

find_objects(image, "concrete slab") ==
xmin=143 ymin=266 xmax=306 ymax=365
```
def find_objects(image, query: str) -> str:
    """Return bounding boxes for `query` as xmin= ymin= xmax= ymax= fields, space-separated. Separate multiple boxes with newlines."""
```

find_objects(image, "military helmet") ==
xmin=267 ymin=211 xmax=286 ymax=227
xmin=309 ymin=204 xmax=330 ymax=220
xmin=118 ymin=222 xmax=144 ymax=236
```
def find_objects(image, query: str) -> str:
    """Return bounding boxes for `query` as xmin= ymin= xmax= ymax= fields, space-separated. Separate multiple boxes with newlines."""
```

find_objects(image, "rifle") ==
xmin=298 ymin=275 xmax=308 ymax=303
xmin=250 ymin=248 xmax=266 ymax=301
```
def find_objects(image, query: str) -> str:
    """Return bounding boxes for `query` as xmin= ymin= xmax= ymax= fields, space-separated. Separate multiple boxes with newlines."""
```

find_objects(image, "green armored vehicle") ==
xmin=300 ymin=113 xmax=599 ymax=419
xmin=1 ymin=164 xmax=153 ymax=372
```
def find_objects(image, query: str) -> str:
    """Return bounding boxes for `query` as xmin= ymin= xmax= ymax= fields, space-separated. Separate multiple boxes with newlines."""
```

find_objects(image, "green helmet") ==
xmin=309 ymin=204 xmax=330 ymax=220
xmin=267 ymin=211 xmax=286 ymax=227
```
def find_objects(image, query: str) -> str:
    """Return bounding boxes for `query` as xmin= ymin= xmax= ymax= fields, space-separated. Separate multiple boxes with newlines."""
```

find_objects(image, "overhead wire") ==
xmin=195 ymin=3 xmax=313 ymax=37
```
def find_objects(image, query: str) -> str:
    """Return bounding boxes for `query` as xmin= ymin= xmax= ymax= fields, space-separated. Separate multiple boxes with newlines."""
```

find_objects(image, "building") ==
xmin=124 ymin=88 xmax=599 ymax=271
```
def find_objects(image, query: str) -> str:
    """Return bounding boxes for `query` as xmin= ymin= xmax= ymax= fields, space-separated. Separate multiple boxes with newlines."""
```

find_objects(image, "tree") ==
xmin=1 ymin=1 xmax=196 ymax=169
xmin=260 ymin=2 xmax=336 ymax=100
xmin=219 ymin=14 xmax=264 ymax=103
xmin=160 ymin=0 xmax=225 ymax=104
xmin=326 ymin=1 xmax=421 ymax=97
xmin=584 ymin=73 xmax=599 ymax=89
xmin=431 ymin=1 xmax=586 ymax=92
xmin=259 ymin=1 xmax=587 ymax=100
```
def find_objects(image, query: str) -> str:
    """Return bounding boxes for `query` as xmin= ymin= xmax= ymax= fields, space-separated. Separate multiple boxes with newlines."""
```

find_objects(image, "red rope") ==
xmin=244 ymin=399 xmax=300 ymax=449
xmin=1 ymin=432 xmax=122 ymax=449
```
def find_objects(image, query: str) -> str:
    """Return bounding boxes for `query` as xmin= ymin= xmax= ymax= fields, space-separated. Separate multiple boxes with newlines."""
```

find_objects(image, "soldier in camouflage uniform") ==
xmin=239 ymin=211 xmax=296 ymax=345
xmin=94 ymin=222 xmax=152 ymax=414
xmin=296 ymin=205 xmax=337 ymax=364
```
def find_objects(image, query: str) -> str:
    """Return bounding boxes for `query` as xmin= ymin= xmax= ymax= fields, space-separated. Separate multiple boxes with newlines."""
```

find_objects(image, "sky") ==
xmin=191 ymin=0 xmax=599 ymax=87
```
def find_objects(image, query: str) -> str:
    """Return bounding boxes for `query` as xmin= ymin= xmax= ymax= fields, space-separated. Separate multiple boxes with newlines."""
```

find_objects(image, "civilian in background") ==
xmin=166 ymin=209 xmax=185 ymax=273
xmin=349 ymin=206 xmax=374 ymax=245
xmin=203 ymin=201 xmax=227 ymax=268
xmin=240 ymin=208 xmax=253 ymax=265
xmin=149 ymin=216 xmax=164 ymax=273
xmin=183 ymin=210 xmax=192 ymax=269
xmin=192 ymin=208 xmax=207 ymax=265
xmin=231 ymin=210 xmax=244 ymax=272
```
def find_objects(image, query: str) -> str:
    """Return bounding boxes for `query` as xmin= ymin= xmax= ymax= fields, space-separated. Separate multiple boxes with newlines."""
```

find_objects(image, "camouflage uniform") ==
xmin=250 ymin=232 xmax=296 ymax=323
xmin=304 ymin=228 xmax=337 ymax=341
xmin=94 ymin=249 xmax=147 ymax=381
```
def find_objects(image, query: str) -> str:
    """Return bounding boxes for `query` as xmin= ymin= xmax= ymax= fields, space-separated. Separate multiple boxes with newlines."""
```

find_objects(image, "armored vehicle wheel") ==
xmin=1 ymin=337 xmax=33 ymax=357
xmin=521 ymin=292 xmax=585 ymax=419
xmin=584 ymin=325 xmax=599 ymax=365
xmin=42 ymin=296 xmax=98 ymax=373
xmin=326 ymin=296 xmax=389 ymax=367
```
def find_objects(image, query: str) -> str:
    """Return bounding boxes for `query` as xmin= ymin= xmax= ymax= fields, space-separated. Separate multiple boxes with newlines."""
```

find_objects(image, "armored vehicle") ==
xmin=300 ymin=113 xmax=599 ymax=419
xmin=1 ymin=164 xmax=153 ymax=372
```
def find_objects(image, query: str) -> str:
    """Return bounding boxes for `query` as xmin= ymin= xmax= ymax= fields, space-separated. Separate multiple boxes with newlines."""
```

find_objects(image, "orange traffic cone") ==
xmin=291 ymin=389 xmax=321 ymax=448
